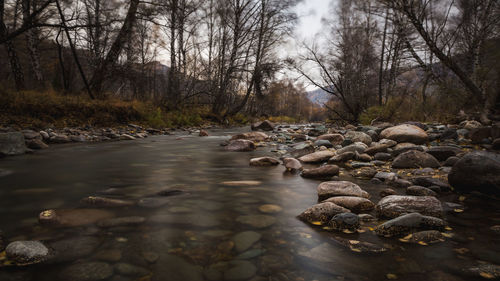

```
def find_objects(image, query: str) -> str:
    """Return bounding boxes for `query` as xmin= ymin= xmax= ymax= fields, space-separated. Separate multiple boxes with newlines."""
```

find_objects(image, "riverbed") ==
xmin=0 ymin=127 xmax=499 ymax=281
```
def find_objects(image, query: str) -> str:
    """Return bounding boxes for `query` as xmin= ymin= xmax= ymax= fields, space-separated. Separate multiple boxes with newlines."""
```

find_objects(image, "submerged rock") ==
xmin=317 ymin=181 xmax=369 ymax=201
xmin=236 ymin=215 xmax=276 ymax=228
xmin=81 ymin=196 xmax=135 ymax=207
xmin=223 ymin=260 xmax=257 ymax=281
xmin=232 ymin=231 xmax=262 ymax=253
xmin=301 ymin=165 xmax=339 ymax=179
xmin=406 ymin=186 xmax=437 ymax=197
xmin=230 ymin=132 xmax=268 ymax=142
xmin=96 ymin=216 xmax=145 ymax=228
xmin=375 ymin=213 xmax=446 ymax=237
xmin=47 ymin=236 xmax=101 ymax=263
xmin=59 ymin=262 xmax=113 ymax=281
xmin=376 ymin=195 xmax=443 ymax=219
xmin=38 ymin=209 xmax=114 ymax=227
xmin=403 ymin=230 xmax=445 ymax=244
xmin=298 ymin=202 xmax=350 ymax=225
xmin=6 ymin=241 xmax=49 ymax=265
xmin=448 ymin=151 xmax=500 ymax=195
xmin=249 ymin=157 xmax=280 ymax=166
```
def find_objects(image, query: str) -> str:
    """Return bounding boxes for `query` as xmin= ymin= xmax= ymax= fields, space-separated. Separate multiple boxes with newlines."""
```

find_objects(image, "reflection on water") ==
xmin=0 ymin=128 xmax=499 ymax=281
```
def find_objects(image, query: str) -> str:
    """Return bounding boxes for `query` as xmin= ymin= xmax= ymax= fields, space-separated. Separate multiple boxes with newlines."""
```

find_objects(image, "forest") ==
xmin=0 ymin=0 xmax=499 ymax=127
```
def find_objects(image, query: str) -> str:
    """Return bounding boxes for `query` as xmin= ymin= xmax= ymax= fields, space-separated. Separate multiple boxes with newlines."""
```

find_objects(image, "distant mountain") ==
xmin=307 ymin=87 xmax=332 ymax=107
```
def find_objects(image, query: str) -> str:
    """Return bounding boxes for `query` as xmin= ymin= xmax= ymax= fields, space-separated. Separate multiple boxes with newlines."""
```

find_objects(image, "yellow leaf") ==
xmin=357 ymin=229 xmax=366 ymax=233
xmin=386 ymin=273 xmax=398 ymax=279
xmin=445 ymin=226 xmax=453 ymax=231
xmin=349 ymin=240 xmax=360 ymax=245
xmin=459 ymin=196 xmax=466 ymax=201
xmin=454 ymin=208 xmax=464 ymax=213
xmin=418 ymin=241 xmax=428 ymax=246
xmin=399 ymin=238 xmax=409 ymax=243
xmin=311 ymin=221 xmax=323 ymax=226
xmin=402 ymin=234 xmax=413 ymax=240
xmin=479 ymin=272 xmax=495 ymax=279
xmin=454 ymin=248 xmax=469 ymax=254
xmin=350 ymin=246 xmax=361 ymax=252
xmin=441 ymin=232 xmax=453 ymax=238
xmin=343 ymin=229 xmax=355 ymax=234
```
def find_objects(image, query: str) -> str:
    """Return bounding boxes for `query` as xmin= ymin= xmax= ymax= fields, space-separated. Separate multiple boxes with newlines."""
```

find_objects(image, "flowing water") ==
xmin=0 ymin=127 xmax=499 ymax=281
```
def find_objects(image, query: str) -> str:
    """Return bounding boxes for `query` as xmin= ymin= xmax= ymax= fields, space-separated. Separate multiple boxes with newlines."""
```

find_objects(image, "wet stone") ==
xmin=406 ymin=185 xmax=437 ymax=197
xmin=317 ymin=181 xmax=369 ymax=201
xmin=97 ymin=216 xmax=145 ymax=228
xmin=232 ymin=231 xmax=262 ymax=253
xmin=403 ymin=230 xmax=445 ymax=244
xmin=114 ymin=263 xmax=150 ymax=277
xmin=93 ymin=249 xmax=122 ymax=262
xmin=376 ymin=195 xmax=443 ymax=219
xmin=249 ymin=157 xmax=280 ymax=166
xmin=47 ymin=236 xmax=101 ymax=263
xmin=224 ymin=260 xmax=257 ymax=281
xmin=39 ymin=209 xmax=114 ymax=227
xmin=283 ymin=158 xmax=302 ymax=171
xmin=329 ymin=213 xmax=360 ymax=231
xmin=298 ymin=202 xmax=350 ymax=225
xmin=81 ymin=196 xmax=135 ymax=207
xmin=322 ymin=196 xmax=375 ymax=213
xmin=375 ymin=213 xmax=446 ymax=237
xmin=236 ymin=215 xmax=276 ymax=229
xmin=59 ymin=262 xmax=114 ymax=281
xmin=258 ymin=204 xmax=282 ymax=213
xmin=5 ymin=241 xmax=49 ymax=265
xmin=301 ymin=165 xmax=339 ymax=179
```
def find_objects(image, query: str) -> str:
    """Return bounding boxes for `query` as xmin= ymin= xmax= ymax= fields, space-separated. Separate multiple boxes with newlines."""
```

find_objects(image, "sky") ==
xmin=293 ymin=0 xmax=332 ymax=41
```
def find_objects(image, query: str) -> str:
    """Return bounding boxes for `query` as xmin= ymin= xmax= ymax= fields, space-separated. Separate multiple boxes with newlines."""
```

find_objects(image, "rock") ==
xmin=298 ymin=150 xmax=335 ymax=163
xmin=460 ymin=120 xmax=482 ymax=130
xmin=232 ymin=231 xmax=262 ymax=253
xmin=235 ymin=249 xmax=266 ymax=260
xmin=93 ymin=249 xmax=122 ymax=262
xmin=317 ymin=181 xmax=369 ymax=201
xmin=26 ymin=139 xmax=48 ymax=150
xmin=376 ymin=195 xmax=443 ymax=219
xmin=22 ymin=130 xmax=41 ymax=140
xmin=230 ymin=132 xmax=268 ymax=142
xmin=47 ymin=236 xmax=101 ymax=263
xmin=468 ymin=127 xmax=491 ymax=143
xmin=97 ymin=216 xmax=145 ymax=228
xmin=389 ymin=178 xmax=413 ymax=189
xmin=336 ymin=142 xmax=367 ymax=155
xmin=150 ymin=214 xmax=221 ymax=227
xmin=236 ymin=215 xmax=276 ymax=228
xmin=81 ymin=196 xmax=135 ymax=207
xmin=323 ymin=196 xmax=375 ymax=213
xmin=313 ymin=139 xmax=333 ymax=148
xmin=59 ymin=262 xmax=113 ymax=281
xmin=249 ymin=157 xmax=280 ymax=166
xmin=70 ymin=135 xmax=87 ymax=142
xmin=365 ymin=144 xmax=390 ymax=155
xmin=392 ymin=150 xmax=440 ymax=169
xmin=329 ymin=213 xmax=360 ymax=231
xmin=412 ymin=177 xmax=450 ymax=191
xmin=391 ymin=143 xmax=424 ymax=156
xmin=152 ymin=254 xmax=203 ymax=281
xmin=380 ymin=124 xmax=428 ymax=144
xmin=356 ymin=153 xmax=372 ymax=162
xmin=448 ymin=151 xmax=500 ymax=195
xmin=114 ymin=263 xmax=149 ymax=277
xmin=301 ymin=165 xmax=339 ymax=179
xmin=406 ymin=186 xmax=437 ymax=196
xmin=258 ymin=204 xmax=282 ymax=213
xmin=40 ymin=130 xmax=50 ymax=140
xmin=492 ymin=138 xmax=500 ymax=150
xmin=463 ymin=263 xmax=500 ymax=280
xmin=380 ymin=188 xmax=397 ymax=197
xmin=199 ymin=130 xmax=209 ymax=137
xmin=427 ymin=146 xmax=461 ymax=161
xmin=297 ymin=202 xmax=350 ymax=225
xmin=307 ymin=125 xmax=327 ymax=137
xmin=328 ymin=151 xmax=355 ymax=163
xmin=223 ymin=260 xmax=257 ymax=281
xmin=317 ymin=134 xmax=344 ymax=145
xmin=0 ymin=132 xmax=27 ymax=156
xmin=6 ymin=241 xmax=49 ymax=265
xmin=444 ymin=156 xmax=459 ymax=166
xmin=374 ymin=172 xmax=397 ymax=182
xmin=289 ymin=142 xmax=315 ymax=158
xmin=226 ymin=140 xmax=256 ymax=152
xmin=351 ymin=167 xmax=377 ymax=179
xmin=283 ymin=158 xmax=302 ymax=171
xmin=373 ymin=152 xmax=391 ymax=161
xmin=39 ymin=209 xmax=114 ymax=227
xmin=375 ymin=213 xmax=446 ymax=237
xmin=120 ymin=134 xmax=136 ymax=140
xmin=251 ymin=120 xmax=275 ymax=131
xmin=345 ymin=131 xmax=372 ymax=145
xmin=358 ymin=214 xmax=376 ymax=222
xmin=404 ymin=230 xmax=445 ymax=244
xmin=350 ymin=161 xmax=374 ymax=168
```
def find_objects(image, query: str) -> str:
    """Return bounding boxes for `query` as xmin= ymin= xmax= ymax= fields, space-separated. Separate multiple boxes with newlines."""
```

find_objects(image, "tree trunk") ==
xmin=22 ymin=0 xmax=44 ymax=88
xmin=89 ymin=0 xmax=140 ymax=97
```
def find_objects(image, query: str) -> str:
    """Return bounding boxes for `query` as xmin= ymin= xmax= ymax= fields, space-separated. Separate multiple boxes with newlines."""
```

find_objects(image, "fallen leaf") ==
xmin=386 ymin=273 xmax=398 ymax=279
xmin=479 ymin=272 xmax=495 ymax=279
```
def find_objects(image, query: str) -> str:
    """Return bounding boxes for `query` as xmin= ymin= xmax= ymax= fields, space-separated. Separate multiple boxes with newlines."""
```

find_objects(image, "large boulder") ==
xmin=345 ymin=131 xmax=372 ymax=145
xmin=249 ymin=157 xmax=280 ymax=166
xmin=298 ymin=150 xmax=335 ymax=163
xmin=226 ymin=140 xmax=256 ymax=152
xmin=448 ymin=151 xmax=500 ymax=195
xmin=380 ymin=124 xmax=428 ymax=144
xmin=297 ymin=202 xmax=350 ymax=225
xmin=251 ymin=120 xmax=275 ymax=131
xmin=230 ymin=132 xmax=268 ymax=142
xmin=375 ymin=213 xmax=446 ymax=237
xmin=317 ymin=181 xmax=369 ymax=201
xmin=301 ymin=165 xmax=339 ymax=179
xmin=0 ymin=132 xmax=27 ymax=156
xmin=392 ymin=150 xmax=440 ymax=169
xmin=376 ymin=195 xmax=443 ymax=219
xmin=317 ymin=134 xmax=344 ymax=145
